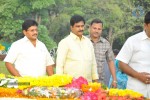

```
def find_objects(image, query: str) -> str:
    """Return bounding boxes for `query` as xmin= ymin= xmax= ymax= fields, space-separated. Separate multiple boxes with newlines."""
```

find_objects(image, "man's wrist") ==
xmin=113 ymin=80 xmax=117 ymax=83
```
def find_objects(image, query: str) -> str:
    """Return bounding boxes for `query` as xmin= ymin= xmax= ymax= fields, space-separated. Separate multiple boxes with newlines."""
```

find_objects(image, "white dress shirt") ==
xmin=4 ymin=36 xmax=54 ymax=77
xmin=116 ymin=31 xmax=150 ymax=98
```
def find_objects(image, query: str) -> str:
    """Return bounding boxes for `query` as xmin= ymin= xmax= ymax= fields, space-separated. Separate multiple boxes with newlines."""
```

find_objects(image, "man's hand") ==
xmin=111 ymin=80 xmax=117 ymax=88
xmin=137 ymin=72 xmax=150 ymax=84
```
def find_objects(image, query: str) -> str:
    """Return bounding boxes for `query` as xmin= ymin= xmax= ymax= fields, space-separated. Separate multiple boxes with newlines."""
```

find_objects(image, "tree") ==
xmin=0 ymin=0 xmax=150 ymax=50
xmin=0 ymin=0 xmax=57 ymax=50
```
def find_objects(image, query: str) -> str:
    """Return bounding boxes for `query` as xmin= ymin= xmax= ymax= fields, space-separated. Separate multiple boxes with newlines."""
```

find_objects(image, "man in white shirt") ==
xmin=116 ymin=11 xmax=150 ymax=98
xmin=4 ymin=19 xmax=54 ymax=77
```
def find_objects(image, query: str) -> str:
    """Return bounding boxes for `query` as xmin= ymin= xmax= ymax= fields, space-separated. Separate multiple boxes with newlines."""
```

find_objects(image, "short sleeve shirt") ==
xmin=116 ymin=31 xmax=150 ymax=97
xmin=4 ymin=36 xmax=54 ymax=77
xmin=88 ymin=36 xmax=114 ymax=83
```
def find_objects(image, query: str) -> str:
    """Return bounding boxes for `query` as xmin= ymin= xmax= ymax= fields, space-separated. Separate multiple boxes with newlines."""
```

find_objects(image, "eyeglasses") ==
xmin=27 ymin=29 xmax=38 ymax=32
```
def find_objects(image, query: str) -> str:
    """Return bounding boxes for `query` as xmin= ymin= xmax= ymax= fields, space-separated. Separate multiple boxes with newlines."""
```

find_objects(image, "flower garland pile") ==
xmin=0 ymin=73 xmax=148 ymax=100
xmin=15 ymin=74 xmax=72 ymax=89
xmin=0 ymin=74 xmax=73 ymax=89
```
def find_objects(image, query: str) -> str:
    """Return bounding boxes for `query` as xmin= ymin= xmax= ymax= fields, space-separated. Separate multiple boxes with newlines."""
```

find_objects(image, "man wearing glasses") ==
xmin=4 ymin=19 xmax=54 ymax=77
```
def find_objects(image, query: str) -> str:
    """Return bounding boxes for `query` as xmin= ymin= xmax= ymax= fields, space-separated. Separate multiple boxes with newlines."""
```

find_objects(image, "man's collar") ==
xmin=87 ymin=35 xmax=103 ymax=43
xmin=23 ymin=36 xmax=38 ymax=42
xmin=70 ymin=32 xmax=85 ymax=40
xmin=23 ymin=36 xmax=29 ymax=41
xmin=141 ymin=31 xmax=150 ymax=40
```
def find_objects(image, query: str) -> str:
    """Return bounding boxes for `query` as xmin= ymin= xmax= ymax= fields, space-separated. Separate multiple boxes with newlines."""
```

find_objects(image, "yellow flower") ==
xmin=108 ymin=88 xmax=143 ymax=98
xmin=0 ymin=73 xmax=5 ymax=78
xmin=13 ymin=74 xmax=73 ymax=89
xmin=0 ymin=44 xmax=5 ymax=51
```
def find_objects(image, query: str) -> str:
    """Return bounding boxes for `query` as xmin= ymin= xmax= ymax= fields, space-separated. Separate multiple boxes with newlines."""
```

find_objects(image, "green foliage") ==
xmin=101 ymin=83 xmax=108 ymax=90
xmin=0 ymin=0 xmax=18 ymax=18
xmin=0 ymin=0 xmax=56 ymax=46
xmin=15 ymin=1 xmax=32 ymax=15
xmin=46 ymin=12 xmax=71 ymax=43
xmin=0 ymin=0 xmax=150 ymax=49
xmin=38 ymin=25 xmax=57 ymax=51
xmin=30 ymin=0 xmax=55 ymax=9
xmin=0 ymin=19 xmax=23 ymax=43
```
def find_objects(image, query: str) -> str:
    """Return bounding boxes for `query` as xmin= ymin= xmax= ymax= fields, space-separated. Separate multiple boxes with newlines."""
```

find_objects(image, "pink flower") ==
xmin=65 ymin=77 xmax=88 ymax=89
xmin=17 ymin=89 xmax=22 ymax=94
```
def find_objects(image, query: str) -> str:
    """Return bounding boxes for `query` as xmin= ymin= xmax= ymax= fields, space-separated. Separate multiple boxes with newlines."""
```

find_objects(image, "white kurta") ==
xmin=116 ymin=31 xmax=150 ymax=98
xmin=4 ymin=36 xmax=54 ymax=77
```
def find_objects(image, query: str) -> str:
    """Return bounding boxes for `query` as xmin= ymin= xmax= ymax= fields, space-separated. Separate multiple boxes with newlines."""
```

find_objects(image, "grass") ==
xmin=0 ymin=61 xmax=11 ymax=75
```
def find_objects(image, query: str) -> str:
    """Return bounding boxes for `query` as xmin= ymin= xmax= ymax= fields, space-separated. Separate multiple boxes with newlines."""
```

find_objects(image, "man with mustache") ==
xmin=116 ymin=11 xmax=150 ymax=98
xmin=4 ymin=19 xmax=54 ymax=77
xmin=56 ymin=15 xmax=99 ymax=82
xmin=88 ymin=19 xmax=117 ymax=87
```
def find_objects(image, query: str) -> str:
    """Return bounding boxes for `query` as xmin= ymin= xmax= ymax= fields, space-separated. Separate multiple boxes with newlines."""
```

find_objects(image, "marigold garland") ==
xmin=81 ymin=82 xmax=101 ymax=92
xmin=0 ymin=74 xmax=73 ymax=89
xmin=0 ymin=87 xmax=23 ymax=98
xmin=109 ymin=88 xmax=143 ymax=98
xmin=0 ymin=73 xmax=147 ymax=99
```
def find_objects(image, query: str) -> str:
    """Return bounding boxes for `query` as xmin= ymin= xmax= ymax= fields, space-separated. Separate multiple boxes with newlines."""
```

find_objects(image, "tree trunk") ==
xmin=108 ymin=27 xmax=113 ymax=47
